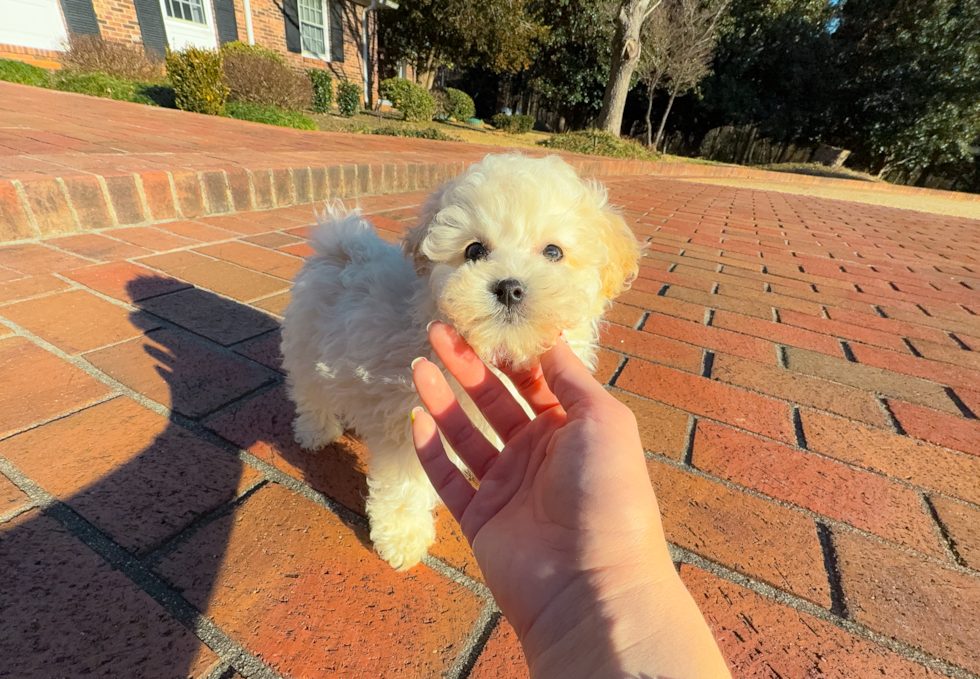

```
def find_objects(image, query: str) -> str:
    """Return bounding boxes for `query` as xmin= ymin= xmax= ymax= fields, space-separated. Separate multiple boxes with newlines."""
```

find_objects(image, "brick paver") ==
xmin=2 ymin=88 xmax=980 ymax=678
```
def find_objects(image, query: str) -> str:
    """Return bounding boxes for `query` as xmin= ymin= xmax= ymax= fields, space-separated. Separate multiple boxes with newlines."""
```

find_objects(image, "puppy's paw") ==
xmin=369 ymin=514 xmax=436 ymax=571
xmin=292 ymin=416 xmax=343 ymax=451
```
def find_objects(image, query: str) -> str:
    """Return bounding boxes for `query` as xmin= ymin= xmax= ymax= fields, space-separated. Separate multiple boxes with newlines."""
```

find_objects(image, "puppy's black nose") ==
xmin=493 ymin=278 xmax=525 ymax=308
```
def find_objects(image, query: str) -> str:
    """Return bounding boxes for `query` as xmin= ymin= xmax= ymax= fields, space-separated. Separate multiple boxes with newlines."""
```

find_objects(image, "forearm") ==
xmin=518 ymin=569 xmax=731 ymax=679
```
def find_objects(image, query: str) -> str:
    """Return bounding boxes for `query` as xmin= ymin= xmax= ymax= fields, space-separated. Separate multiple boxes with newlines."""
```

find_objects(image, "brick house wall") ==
xmin=90 ymin=0 xmax=143 ymax=45
xmin=0 ymin=0 xmax=380 ymax=102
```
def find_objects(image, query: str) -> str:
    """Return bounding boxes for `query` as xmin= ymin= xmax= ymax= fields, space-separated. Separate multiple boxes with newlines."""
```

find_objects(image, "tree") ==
xmin=831 ymin=0 xmax=980 ymax=176
xmin=524 ymin=0 xmax=617 ymax=127
xmin=595 ymin=0 xmax=664 ymax=135
xmin=379 ymin=0 xmax=547 ymax=89
xmin=643 ymin=0 xmax=728 ymax=149
xmin=638 ymin=4 xmax=671 ymax=145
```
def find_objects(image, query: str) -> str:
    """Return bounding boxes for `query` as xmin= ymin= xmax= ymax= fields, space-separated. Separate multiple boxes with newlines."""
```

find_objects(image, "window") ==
xmin=299 ymin=0 xmax=328 ymax=57
xmin=398 ymin=61 xmax=408 ymax=79
xmin=164 ymin=0 xmax=206 ymax=24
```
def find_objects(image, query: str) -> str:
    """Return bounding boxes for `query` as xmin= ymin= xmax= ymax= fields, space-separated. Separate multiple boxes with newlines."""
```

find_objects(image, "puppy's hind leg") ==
xmin=288 ymin=377 xmax=345 ymax=451
xmin=366 ymin=442 xmax=440 ymax=570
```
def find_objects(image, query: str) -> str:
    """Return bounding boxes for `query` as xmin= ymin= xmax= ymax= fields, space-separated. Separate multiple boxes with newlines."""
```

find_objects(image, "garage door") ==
xmin=0 ymin=0 xmax=69 ymax=51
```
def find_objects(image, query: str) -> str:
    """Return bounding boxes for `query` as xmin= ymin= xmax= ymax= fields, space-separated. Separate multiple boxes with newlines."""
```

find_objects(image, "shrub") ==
xmin=225 ymin=101 xmax=317 ymax=130
xmin=62 ymin=34 xmax=163 ymax=82
xmin=369 ymin=125 xmax=460 ymax=141
xmin=379 ymin=77 xmax=434 ymax=122
xmin=220 ymin=40 xmax=285 ymax=64
xmin=165 ymin=47 xmax=227 ymax=115
xmin=539 ymin=129 xmax=659 ymax=160
xmin=492 ymin=113 xmax=534 ymax=134
xmin=335 ymin=80 xmax=361 ymax=117
xmin=308 ymin=69 xmax=333 ymax=113
xmin=53 ymin=71 xmax=141 ymax=101
xmin=444 ymin=88 xmax=475 ymax=121
xmin=0 ymin=59 xmax=50 ymax=87
xmin=431 ymin=88 xmax=450 ymax=119
xmin=222 ymin=49 xmax=310 ymax=109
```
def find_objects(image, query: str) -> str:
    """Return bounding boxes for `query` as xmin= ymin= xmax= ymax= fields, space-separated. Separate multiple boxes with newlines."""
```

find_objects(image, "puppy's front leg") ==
xmin=365 ymin=443 xmax=440 ymax=570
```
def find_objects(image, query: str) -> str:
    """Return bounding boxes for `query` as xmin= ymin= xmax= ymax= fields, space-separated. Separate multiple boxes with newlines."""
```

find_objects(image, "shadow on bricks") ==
xmin=0 ymin=277 xmax=372 ymax=677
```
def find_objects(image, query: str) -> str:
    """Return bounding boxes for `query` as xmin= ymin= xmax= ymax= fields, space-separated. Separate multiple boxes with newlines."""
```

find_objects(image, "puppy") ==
xmin=280 ymin=154 xmax=641 ymax=569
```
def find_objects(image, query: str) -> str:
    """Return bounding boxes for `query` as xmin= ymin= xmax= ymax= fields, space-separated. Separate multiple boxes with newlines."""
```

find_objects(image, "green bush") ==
xmin=335 ymin=80 xmax=361 ymax=117
xmin=369 ymin=125 xmax=460 ymax=141
xmin=0 ymin=59 xmax=50 ymax=87
xmin=53 ymin=71 xmax=140 ymax=101
xmin=379 ymin=77 xmax=434 ymax=122
xmin=223 ymin=49 xmax=309 ymax=109
xmin=308 ymin=69 xmax=333 ymax=113
xmin=492 ymin=113 xmax=534 ymax=134
xmin=165 ymin=47 xmax=227 ymax=115
xmin=220 ymin=40 xmax=286 ymax=64
xmin=444 ymin=88 xmax=475 ymax=121
xmin=431 ymin=88 xmax=449 ymax=119
xmin=225 ymin=101 xmax=317 ymax=129
xmin=539 ymin=129 xmax=659 ymax=160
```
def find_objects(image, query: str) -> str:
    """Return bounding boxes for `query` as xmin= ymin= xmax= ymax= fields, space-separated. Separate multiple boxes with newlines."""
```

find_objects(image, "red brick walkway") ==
xmin=2 ymin=172 xmax=979 ymax=678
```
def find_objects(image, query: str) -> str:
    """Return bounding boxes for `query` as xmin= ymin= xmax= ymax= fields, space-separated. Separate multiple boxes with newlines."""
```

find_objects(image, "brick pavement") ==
xmin=2 ymin=84 xmax=980 ymax=678
xmin=2 ymin=172 xmax=979 ymax=678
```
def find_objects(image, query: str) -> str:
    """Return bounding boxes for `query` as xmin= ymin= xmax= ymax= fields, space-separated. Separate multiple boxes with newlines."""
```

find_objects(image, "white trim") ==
xmin=298 ymin=0 xmax=331 ymax=62
xmin=159 ymin=0 xmax=218 ymax=50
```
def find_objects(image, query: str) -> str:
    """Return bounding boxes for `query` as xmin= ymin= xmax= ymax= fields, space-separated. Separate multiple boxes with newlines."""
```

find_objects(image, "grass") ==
xmin=310 ymin=110 xmax=551 ymax=149
xmin=225 ymin=101 xmax=317 ymax=130
xmin=754 ymin=162 xmax=880 ymax=183
xmin=0 ymin=58 xmax=50 ymax=87
xmin=539 ymin=129 xmax=660 ymax=161
xmin=368 ymin=125 xmax=461 ymax=141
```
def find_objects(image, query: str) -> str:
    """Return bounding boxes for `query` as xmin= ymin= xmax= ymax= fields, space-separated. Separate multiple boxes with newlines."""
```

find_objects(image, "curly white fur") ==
xmin=281 ymin=154 xmax=641 ymax=569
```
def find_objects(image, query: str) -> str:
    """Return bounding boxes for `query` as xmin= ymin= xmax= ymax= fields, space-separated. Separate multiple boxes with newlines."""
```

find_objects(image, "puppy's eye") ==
xmin=542 ymin=244 xmax=563 ymax=261
xmin=465 ymin=242 xmax=489 ymax=262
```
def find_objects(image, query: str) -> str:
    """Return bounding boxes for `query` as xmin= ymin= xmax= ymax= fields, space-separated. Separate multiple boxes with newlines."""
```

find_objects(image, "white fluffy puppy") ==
xmin=281 ymin=154 xmax=641 ymax=570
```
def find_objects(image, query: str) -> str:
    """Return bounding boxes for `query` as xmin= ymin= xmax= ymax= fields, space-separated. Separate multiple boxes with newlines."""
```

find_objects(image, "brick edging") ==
xmin=0 ymin=158 xmax=661 ymax=243
xmin=3 ymin=157 xmax=977 ymax=244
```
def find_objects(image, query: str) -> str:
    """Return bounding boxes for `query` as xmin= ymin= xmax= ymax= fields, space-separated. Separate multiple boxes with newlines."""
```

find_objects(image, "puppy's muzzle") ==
xmin=493 ymin=278 xmax=525 ymax=309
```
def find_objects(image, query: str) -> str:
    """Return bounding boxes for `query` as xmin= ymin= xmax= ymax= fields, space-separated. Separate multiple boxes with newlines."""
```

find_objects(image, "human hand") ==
xmin=411 ymin=322 xmax=730 ymax=679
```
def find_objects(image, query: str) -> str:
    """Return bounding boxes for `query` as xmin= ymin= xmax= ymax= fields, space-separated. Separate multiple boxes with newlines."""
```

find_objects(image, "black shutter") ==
xmin=283 ymin=0 xmax=301 ymax=53
xmin=329 ymin=0 xmax=344 ymax=62
xmin=213 ymin=0 xmax=239 ymax=44
xmin=58 ymin=0 xmax=100 ymax=36
xmin=133 ymin=0 xmax=168 ymax=58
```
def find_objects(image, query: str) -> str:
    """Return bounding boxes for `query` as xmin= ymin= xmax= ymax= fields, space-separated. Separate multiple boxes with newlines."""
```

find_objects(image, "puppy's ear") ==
xmin=401 ymin=219 xmax=433 ymax=275
xmin=597 ymin=209 xmax=642 ymax=301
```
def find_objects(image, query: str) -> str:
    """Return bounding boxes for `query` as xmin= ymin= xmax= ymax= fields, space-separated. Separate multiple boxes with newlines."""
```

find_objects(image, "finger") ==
xmin=428 ymin=322 xmax=531 ymax=441
xmin=539 ymin=338 xmax=613 ymax=413
xmin=412 ymin=357 xmax=499 ymax=479
xmin=497 ymin=360 xmax=563 ymax=417
xmin=411 ymin=407 xmax=474 ymax=524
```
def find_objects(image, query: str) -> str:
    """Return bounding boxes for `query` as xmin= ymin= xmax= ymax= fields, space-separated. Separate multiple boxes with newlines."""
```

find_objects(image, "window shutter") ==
xmin=132 ymin=0 xmax=168 ymax=58
xmin=58 ymin=0 xmax=100 ymax=36
xmin=213 ymin=0 xmax=239 ymax=44
xmin=283 ymin=0 xmax=301 ymax=53
xmin=329 ymin=0 xmax=344 ymax=62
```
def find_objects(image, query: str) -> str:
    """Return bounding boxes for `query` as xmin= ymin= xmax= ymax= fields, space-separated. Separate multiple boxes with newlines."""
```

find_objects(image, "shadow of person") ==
xmin=0 ymin=277 xmax=370 ymax=678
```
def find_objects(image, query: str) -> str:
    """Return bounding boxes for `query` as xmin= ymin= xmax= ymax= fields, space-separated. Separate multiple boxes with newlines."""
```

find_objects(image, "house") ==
xmin=0 ymin=0 xmax=394 ymax=104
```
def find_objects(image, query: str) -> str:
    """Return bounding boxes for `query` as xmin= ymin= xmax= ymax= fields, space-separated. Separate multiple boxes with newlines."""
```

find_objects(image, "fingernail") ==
xmin=411 ymin=357 xmax=426 ymax=370
xmin=410 ymin=406 xmax=423 ymax=422
xmin=426 ymin=320 xmax=437 ymax=332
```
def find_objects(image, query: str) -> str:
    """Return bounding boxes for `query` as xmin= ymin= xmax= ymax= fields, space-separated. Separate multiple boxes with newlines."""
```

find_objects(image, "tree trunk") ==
xmin=597 ymin=0 xmax=660 ymax=135
xmin=644 ymin=73 xmax=661 ymax=147
xmin=653 ymin=84 xmax=678 ymax=150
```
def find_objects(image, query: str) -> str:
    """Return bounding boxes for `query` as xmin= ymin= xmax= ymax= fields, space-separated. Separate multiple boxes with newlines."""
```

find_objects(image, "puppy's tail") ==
xmin=310 ymin=202 xmax=385 ymax=266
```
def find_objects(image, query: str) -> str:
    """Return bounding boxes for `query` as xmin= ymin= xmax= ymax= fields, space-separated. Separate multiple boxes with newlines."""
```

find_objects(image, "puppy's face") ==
xmin=404 ymin=155 xmax=641 ymax=368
